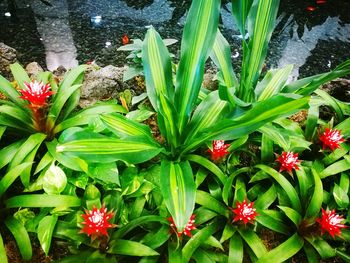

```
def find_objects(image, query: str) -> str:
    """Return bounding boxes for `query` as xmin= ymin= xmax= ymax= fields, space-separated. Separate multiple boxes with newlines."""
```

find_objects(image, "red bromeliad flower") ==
xmin=208 ymin=140 xmax=230 ymax=161
xmin=276 ymin=151 xmax=300 ymax=173
xmin=168 ymin=214 xmax=196 ymax=237
xmin=319 ymin=128 xmax=345 ymax=151
xmin=316 ymin=208 xmax=347 ymax=238
xmin=19 ymin=81 xmax=54 ymax=108
xmin=80 ymin=206 xmax=115 ymax=239
xmin=231 ymin=199 xmax=257 ymax=225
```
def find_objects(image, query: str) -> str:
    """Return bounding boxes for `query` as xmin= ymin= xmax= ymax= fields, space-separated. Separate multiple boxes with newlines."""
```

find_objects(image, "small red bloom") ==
xmin=208 ymin=140 xmax=230 ymax=161
xmin=80 ymin=206 xmax=115 ymax=239
xmin=319 ymin=128 xmax=345 ymax=151
xmin=168 ymin=214 xmax=196 ymax=237
xmin=122 ymin=34 xmax=129 ymax=45
xmin=316 ymin=0 xmax=326 ymax=4
xmin=316 ymin=208 xmax=347 ymax=238
xmin=19 ymin=81 xmax=54 ymax=108
xmin=276 ymin=151 xmax=300 ymax=173
xmin=306 ymin=6 xmax=316 ymax=11
xmin=231 ymin=199 xmax=257 ymax=225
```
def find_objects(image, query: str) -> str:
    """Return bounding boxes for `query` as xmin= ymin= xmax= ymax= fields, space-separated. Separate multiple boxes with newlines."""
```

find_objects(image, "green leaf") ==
xmin=186 ymin=154 xmax=227 ymax=184
xmin=0 ymin=233 xmax=8 ymax=263
xmin=0 ymin=74 xmax=27 ymax=108
xmin=107 ymin=239 xmax=159 ymax=256
xmin=228 ymin=232 xmax=243 ymax=263
xmin=0 ymin=140 xmax=24 ymax=170
xmin=160 ymin=160 xmax=195 ymax=232
xmin=283 ymin=59 xmax=350 ymax=95
xmin=182 ymin=220 xmax=221 ymax=263
xmin=238 ymin=228 xmax=267 ymax=258
xmin=254 ymin=184 xmax=277 ymax=210
xmin=5 ymin=217 xmax=32 ymax=261
xmin=141 ymin=225 xmax=171 ymax=249
xmin=305 ymin=168 xmax=323 ymax=219
xmin=184 ymin=91 xmax=229 ymax=144
xmin=210 ymin=30 xmax=238 ymax=91
xmin=196 ymin=190 xmax=229 ymax=218
xmin=37 ymin=215 xmax=58 ymax=255
xmin=256 ymin=164 xmax=301 ymax=212
xmin=8 ymin=133 xmax=46 ymax=186
xmin=56 ymin=137 xmax=162 ymax=164
xmin=0 ymin=162 xmax=32 ymax=197
xmin=305 ymin=237 xmax=336 ymax=259
xmin=54 ymin=102 xmax=126 ymax=133
xmin=6 ymin=194 xmax=81 ymax=208
xmin=231 ymin=0 xmax=254 ymax=36
xmin=10 ymin=63 xmax=31 ymax=90
xmin=0 ymin=105 xmax=35 ymax=131
xmin=174 ymin=0 xmax=220 ymax=132
xmin=256 ymin=210 xmax=290 ymax=235
xmin=223 ymin=167 xmax=250 ymax=205
xmin=240 ymin=0 xmax=280 ymax=101
xmin=142 ymin=27 xmax=178 ymax=146
xmin=256 ymin=64 xmax=293 ymax=101
xmin=101 ymin=113 xmax=154 ymax=139
xmin=182 ymin=94 xmax=309 ymax=154
xmin=305 ymin=102 xmax=319 ymax=140
xmin=320 ymin=155 xmax=350 ymax=178
xmin=333 ymin=183 xmax=349 ymax=209
xmin=256 ymin=233 xmax=304 ymax=263
xmin=278 ymin=206 xmax=302 ymax=227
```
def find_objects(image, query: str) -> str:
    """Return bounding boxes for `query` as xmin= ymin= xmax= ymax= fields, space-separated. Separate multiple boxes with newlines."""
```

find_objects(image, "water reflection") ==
xmin=0 ymin=0 xmax=349 ymax=76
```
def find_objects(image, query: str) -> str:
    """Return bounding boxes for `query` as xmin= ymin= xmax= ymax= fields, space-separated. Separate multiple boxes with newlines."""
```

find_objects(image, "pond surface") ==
xmin=0 ymin=0 xmax=349 ymax=79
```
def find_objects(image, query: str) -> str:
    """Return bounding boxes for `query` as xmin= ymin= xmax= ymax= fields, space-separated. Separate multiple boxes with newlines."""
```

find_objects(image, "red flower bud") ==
xmin=208 ymin=140 xmax=230 ymax=161
xmin=231 ymin=199 xmax=257 ymax=225
xmin=276 ymin=151 xmax=300 ymax=173
xmin=168 ymin=214 xmax=196 ymax=237
xmin=319 ymin=128 xmax=344 ymax=151
xmin=316 ymin=208 xmax=347 ymax=238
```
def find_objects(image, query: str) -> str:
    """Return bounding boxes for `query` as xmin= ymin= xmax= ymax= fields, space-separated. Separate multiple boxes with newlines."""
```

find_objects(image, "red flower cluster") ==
xmin=208 ymin=140 xmax=230 ymax=161
xmin=316 ymin=208 xmax=347 ymax=238
xmin=168 ymin=214 xmax=196 ymax=237
xmin=319 ymin=128 xmax=344 ymax=151
xmin=276 ymin=151 xmax=300 ymax=173
xmin=19 ymin=81 xmax=54 ymax=108
xmin=80 ymin=206 xmax=115 ymax=239
xmin=231 ymin=199 xmax=257 ymax=225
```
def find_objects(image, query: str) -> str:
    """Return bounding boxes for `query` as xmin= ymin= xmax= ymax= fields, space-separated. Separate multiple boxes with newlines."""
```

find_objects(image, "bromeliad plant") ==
xmin=0 ymin=63 xmax=125 ymax=187
xmin=55 ymin=0 xmax=309 ymax=256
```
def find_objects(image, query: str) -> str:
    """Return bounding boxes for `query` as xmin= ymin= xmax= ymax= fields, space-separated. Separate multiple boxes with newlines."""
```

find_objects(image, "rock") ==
xmin=0 ymin=42 xmax=17 ymax=80
xmin=52 ymin=65 xmax=67 ymax=82
xmin=25 ymin=62 xmax=43 ymax=79
xmin=202 ymin=68 xmax=218 ymax=90
xmin=321 ymin=78 xmax=350 ymax=102
xmin=80 ymin=65 xmax=126 ymax=107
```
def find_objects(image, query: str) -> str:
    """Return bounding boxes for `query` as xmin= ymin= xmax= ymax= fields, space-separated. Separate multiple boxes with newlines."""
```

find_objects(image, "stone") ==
xmin=0 ymin=42 xmax=17 ymax=80
xmin=202 ymin=68 xmax=218 ymax=90
xmin=80 ymin=65 xmax=126 ymax=107
xmin=25 ymin=62 xmax=44 ymax=79
xmin=321 ymin=78 xmax=350 ymax=102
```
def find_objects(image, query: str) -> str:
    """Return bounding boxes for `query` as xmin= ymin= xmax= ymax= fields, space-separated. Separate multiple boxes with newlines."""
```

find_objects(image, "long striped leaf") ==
xmin=255 ymin=64 xmax=293 ymax=101
xmin=5 ymin=194 xmax=81 ymax=208
xmin=184 ymin=91 xmax=229 ymax=145
xmin=238 ymin=228 xmax=267 ymax=258
xmin=160 ymin=160 xmax=196 ymax=232
xmin=256 ymin=164 xmax=301 ymax=212
xmin=305 ymin=168 xmax=323 ymax=219
xmin=196 ymin=190 xmax=229 ymax=218
xmin=231 ymin=0 xmax=254 ymax=36
xmin=257 ymin=233 xmax=304 ymax=263
xmin=56 ymin=65 xmax=87 ymax=120
xmin=240 ymin=0 xmax=280 ymax=101
xmin=101 ymin=113 xmax=154 ymax=140
xmin=283 ymin=59 xmax=350 ymax=95
xmin=0 ymin=162 xmax=32 ymax=197
xmin=5 ymin=217 xmax=32 ymax=261
xmin=46 ymin=84 xmax=82 ymax=131
xmin=182 ymin=94 xmax=309 ymax=154
xmin=182 ymin=220 xmax=220 ymax=263
xmin=10 ymin=63 xmax=30 ymax=90
xmin=56 ymin=137 xmax=162 ymax=164
xmin=0 ymin=75 xmax=28 ymax=108
xmin=54 ymin=103 xmax=126 ymax=133
xmin=142 ymin=27 xmax=178 ymax=147
xmin=210 ymin=30 xmax=239 ymax=92
xmin=174 ymin=0 xmax=220 ymax=133
xmin=37 ymin=215 xmax=58 ymax=255
xmin=0 ymin=105 xmax=34 ymax=131
xmin=0 ymin=233 xmax=7 ymax=263
xmin=229 ymin=232 xmax=243 ymax=263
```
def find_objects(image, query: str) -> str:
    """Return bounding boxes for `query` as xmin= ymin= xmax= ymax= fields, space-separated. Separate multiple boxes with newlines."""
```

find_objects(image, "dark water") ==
xmin=0 ymin=0 xmax=349 ymax=80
